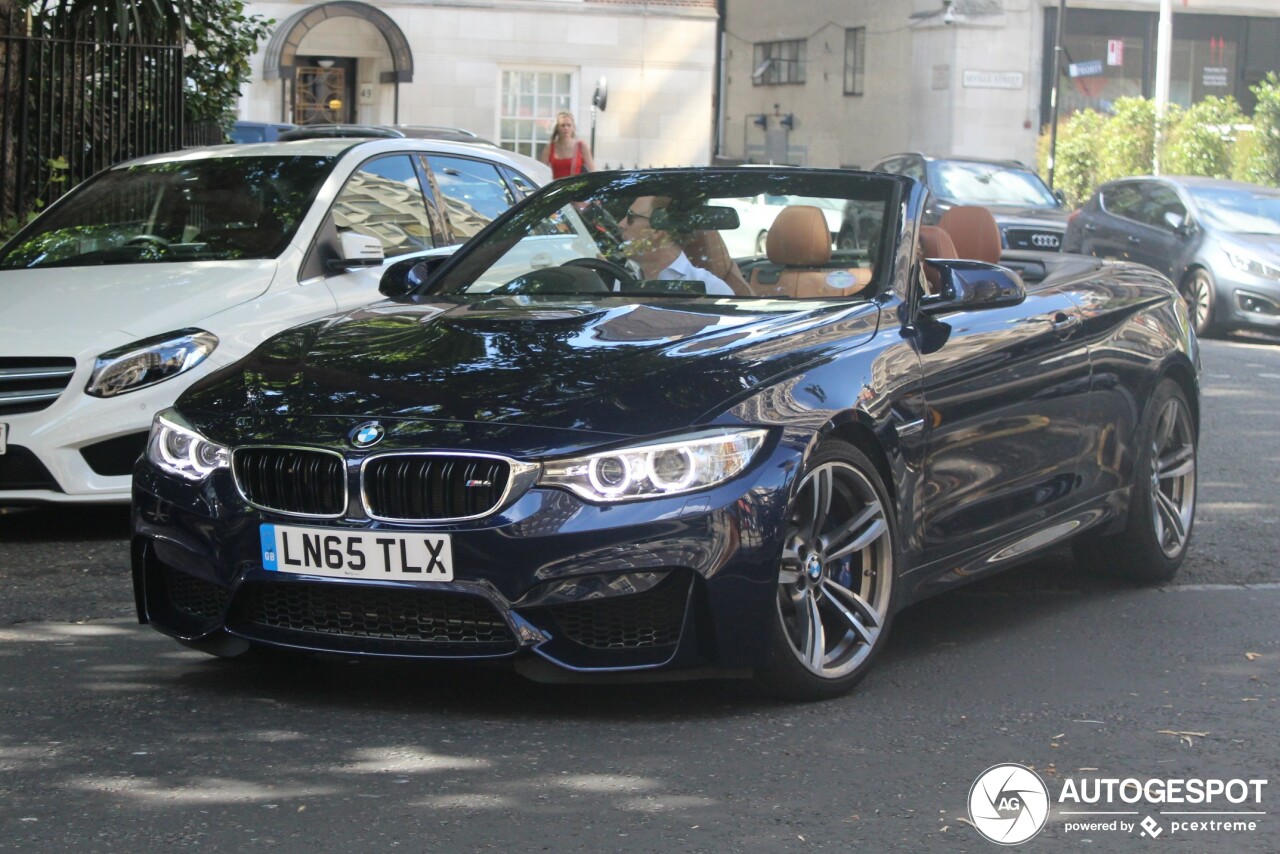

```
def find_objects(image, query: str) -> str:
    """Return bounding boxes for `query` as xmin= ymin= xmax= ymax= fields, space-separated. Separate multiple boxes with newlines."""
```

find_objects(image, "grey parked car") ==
xmin=1064 ymin=176 xmax=1280 ymax=337
xmin=857 ymin=153 xmax=1069 ymax=252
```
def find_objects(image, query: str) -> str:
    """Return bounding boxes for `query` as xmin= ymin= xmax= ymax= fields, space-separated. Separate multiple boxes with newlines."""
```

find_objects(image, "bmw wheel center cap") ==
xmin=350 ymin=421 xmax=385 ymax=449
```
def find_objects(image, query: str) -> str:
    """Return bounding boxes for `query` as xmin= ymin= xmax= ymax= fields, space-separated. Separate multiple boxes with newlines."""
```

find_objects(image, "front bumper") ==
xmin=131 ymin=438 xmax=799 ymax=677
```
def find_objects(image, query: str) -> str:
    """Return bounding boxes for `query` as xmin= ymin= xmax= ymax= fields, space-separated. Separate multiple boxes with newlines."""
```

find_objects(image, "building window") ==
xmin=753 ymin=40 xmax=806 ymax=86
xmin=498 ymin=70 xmax=573 ymax=159
xmin=844 ymin=28 xmax=865 ymax=96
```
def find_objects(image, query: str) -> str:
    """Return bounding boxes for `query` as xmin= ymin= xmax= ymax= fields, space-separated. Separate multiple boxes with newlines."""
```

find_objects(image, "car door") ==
xmin=1085 ymin=181 xmax=1183 ymax=279
xmin=1120 ymin=181 xmax=1187 ymax=280
xmin=918 ymin=269 xmax=1093 ymax=561
xmin=317 ymin=152 xmax=450 ymax=312
xmin=422 ymin=154 xmax=519 ymax=244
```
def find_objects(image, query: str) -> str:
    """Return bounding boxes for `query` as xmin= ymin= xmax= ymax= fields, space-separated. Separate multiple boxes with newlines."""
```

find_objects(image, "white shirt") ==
xmin=656 ymin=252 xmax=734 ymax=296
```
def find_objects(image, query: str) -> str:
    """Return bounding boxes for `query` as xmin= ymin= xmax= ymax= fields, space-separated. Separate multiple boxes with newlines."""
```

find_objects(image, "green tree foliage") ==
xmin=1096 ymin=97 xmax=1157 ymax=184
xmin=1042 ymin=108 xmax=1105 ymax=209
xmin=1042 ymin=85 xmax=1280 ymax=207
xmin=1162 ymin=96 xmax=1245 ymax=178
xmin=184 ymin=0 xmax=274 ymax=134
xmin=1240 ymin=72 xmax=1280 ymax=186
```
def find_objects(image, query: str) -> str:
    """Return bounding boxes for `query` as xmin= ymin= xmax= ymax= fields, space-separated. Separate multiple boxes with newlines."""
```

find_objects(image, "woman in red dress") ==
xmin=540 ymin=112 xmax=597 ymax=179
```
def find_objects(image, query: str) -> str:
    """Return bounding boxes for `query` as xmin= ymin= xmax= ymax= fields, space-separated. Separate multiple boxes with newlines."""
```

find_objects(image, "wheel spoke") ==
xmin=805 ymin=466 xmax=833 ymax=544
xmin=1155 ymin=489 xmax=1186 ymax=544
xmin=1158 ymin=444 xmax=1194 ymax=480
xmin=1154 ymin=402 xmax=1177 ymax=451
xmin=804 ymin=594 xmax=825 ymax=671
xmin=779 ymin=543 xmax=803 ymax=585
xmin=825 ymin=503 xmax=887 ymax=562
xmin=821 ymin=577 xmax=879 ymax=644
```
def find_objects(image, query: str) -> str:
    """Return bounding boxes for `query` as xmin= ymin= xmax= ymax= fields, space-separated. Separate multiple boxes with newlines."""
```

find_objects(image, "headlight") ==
xmin=146 ymin=409 xmax=230 ymax=481
xmin=1224 ymin=247 xmax=1280 ymax=281
xmin=86 ymin=329 xmax=218 ymax=397
xmin=540 ymin=428 xmax=768 ymax=503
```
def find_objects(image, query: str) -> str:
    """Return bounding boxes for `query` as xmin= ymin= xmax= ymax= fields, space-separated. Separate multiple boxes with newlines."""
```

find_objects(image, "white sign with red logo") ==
xmin=1107 ymin=39 xmax=1124 ymax=66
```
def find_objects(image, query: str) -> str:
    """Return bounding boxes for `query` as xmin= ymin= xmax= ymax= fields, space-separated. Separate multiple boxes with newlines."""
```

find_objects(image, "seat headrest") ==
xmin=938 ymin=205 xmax=1002 ymax=265
xmin=918 ymin=225 xmax=957 ymax=259
xmin=766 ymin=206 xmax=831 ymax=266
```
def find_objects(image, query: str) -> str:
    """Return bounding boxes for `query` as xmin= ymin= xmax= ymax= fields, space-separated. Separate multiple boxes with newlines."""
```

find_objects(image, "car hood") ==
xmin=0 ymin=261 xmax=278 ymax=356
xmin=981 ymin=205 xmax=1070 ymax=229
xmin=1220 ymin=233 xmax=1280 ymax=260
xmin=181 ymin=295 xmax=879 ymax=451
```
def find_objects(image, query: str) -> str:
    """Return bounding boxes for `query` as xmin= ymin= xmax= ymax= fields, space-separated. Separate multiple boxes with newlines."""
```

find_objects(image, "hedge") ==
xmin=1040 ymin=73 xmax=1280 ymax=207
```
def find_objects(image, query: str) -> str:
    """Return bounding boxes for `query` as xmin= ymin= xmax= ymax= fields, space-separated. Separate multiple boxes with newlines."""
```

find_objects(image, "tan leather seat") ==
xmin=918 ymin=224 xmax=957 ymax=294
xmin=750 ymin=205 xmax=872 ymax=299
xmin=681 ymin=229 xmax=753 ymax=296
xmin=938 ymin=205 xmax=1002 ymax=264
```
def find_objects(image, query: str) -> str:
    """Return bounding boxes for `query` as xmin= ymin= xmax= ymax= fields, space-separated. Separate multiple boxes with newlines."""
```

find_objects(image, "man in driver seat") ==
xmin=619 ymin=196 xmax=733 ymax=295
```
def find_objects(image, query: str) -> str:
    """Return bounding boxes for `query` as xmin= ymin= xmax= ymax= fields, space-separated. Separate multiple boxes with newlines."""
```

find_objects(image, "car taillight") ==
xmin=1067 ymin=209 xmax=1082 ymax=225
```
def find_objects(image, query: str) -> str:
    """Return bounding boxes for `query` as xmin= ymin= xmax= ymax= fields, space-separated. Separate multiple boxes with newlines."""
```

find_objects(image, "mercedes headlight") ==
xmin=540 ymin=428 xmax=768 ymax=502
xmin=1224 ymin=247 xmax=1280 ymax=281
xmin=146 ymin=409 xmax=229 ymax=481
xmin=86 ymin=329 xmax=218 ymax=397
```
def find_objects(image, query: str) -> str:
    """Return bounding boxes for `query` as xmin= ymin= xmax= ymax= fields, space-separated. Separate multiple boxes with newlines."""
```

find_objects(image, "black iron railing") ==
xmin=1 ymin=6 xmax=184 ymax=230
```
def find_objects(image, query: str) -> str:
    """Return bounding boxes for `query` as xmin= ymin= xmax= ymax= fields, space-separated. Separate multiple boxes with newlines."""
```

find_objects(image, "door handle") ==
xmin=1082 ymin=223 xmax=1096 ymax=232
xmin=1051 ymin=312 xmax=1081 ymax=336
xmin=1127 ymin=235 xmax=1141 ymax=244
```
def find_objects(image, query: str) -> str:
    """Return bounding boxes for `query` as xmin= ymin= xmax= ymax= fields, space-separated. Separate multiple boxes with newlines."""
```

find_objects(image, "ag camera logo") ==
xmin=968 ymin=763 xmax=1050 ymax=845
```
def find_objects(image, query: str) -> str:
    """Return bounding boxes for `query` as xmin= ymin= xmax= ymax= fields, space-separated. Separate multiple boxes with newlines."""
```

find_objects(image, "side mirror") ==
xmin=327 ymin=231 xmax=384 ymax=272
xmin=1053 ymin=189 xmax=1067 ymax=206
xmin=919 ymin=259 xmax=1026 ymax=316
xmin=1163 ymin=210 xmax=1188 ymax=234
xmin=379 ymin=254 xmax=449 ymax=299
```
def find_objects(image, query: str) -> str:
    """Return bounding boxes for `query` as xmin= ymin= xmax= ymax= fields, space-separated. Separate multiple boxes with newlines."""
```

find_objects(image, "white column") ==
xmin=1153 ymin=0 xmax=1173 ymax=173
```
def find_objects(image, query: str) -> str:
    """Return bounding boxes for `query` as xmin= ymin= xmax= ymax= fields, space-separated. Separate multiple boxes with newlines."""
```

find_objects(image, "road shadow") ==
xmin=0 ymin=504 xmax=131 ymax=542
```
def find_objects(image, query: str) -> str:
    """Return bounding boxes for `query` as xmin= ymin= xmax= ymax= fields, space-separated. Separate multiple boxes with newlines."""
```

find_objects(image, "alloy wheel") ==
xmin=777 ymin=460 xmax=893 ymax=679
xmin=1149 ymin=395 xmax=1196 ymax=558
xmin=1187 ymin=272 xmax=1213 ymax=335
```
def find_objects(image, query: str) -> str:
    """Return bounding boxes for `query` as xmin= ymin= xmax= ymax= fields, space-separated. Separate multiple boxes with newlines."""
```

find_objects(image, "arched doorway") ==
xmin=262 ymin=1 xmax=413 ymax=124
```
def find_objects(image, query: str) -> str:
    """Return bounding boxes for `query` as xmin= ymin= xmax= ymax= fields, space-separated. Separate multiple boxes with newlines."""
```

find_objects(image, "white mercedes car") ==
xmin=0 ymin=137 xmax=549 ymax=504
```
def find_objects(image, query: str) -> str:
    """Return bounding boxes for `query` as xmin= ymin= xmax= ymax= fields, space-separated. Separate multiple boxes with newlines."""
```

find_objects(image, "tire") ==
xmin=1073 ymin=378 xmax=1197 ymax=584
xmin=757 ymin=440 xmax=898 ymax=701
xmin=1183 ymin=268 xmax=1221 ymax=338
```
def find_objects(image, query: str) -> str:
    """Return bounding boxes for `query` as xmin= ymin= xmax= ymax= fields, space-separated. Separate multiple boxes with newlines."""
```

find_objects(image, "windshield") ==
xmin=928 ymin=161 xmax=1059 ymax=208
xmin=428 ymin=170 xmax=899 ymax=302
xmin=0 ymin=155 xmax=335 ymax=269
xmin=1186 ymin=185 xmax=1280 ymax=236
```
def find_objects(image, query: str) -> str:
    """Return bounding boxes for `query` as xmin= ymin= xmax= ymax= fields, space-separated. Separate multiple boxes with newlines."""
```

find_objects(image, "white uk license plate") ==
xmin=0 ymin=422 xmax=7 ymax=455
xmin=260 ymin=524 xmax=453 ymax=581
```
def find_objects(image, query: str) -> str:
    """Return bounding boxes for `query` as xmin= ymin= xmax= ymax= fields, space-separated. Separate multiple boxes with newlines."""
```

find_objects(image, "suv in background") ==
xmin=0 ymin=137 xmax=549 ymax=505
xmin=278 ymin=124 xmax=495 ymax=145
xmin=858 ymin=153 xmax=1068 ymax=252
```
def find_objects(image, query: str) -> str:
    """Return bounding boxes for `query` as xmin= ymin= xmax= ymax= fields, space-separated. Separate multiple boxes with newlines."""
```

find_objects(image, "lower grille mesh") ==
xmin=235 ymin=582 xmax=515 ymax=648
xmin=548 ymin=574 xmax=690 ymax=650
xmin=165 ymin=568 xmax=232 ymax=621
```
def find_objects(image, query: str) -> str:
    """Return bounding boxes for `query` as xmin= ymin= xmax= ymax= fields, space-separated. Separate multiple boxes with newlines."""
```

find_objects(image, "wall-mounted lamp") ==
xmin=779 ymin=114 xmax=794 ymax=130
xmin=753 ymin=114 xmax=769 ymax=129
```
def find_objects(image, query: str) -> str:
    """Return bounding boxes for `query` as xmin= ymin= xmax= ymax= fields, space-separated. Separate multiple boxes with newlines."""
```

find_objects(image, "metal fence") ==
xmin=1 ymin=6 xmax=184 ymax=228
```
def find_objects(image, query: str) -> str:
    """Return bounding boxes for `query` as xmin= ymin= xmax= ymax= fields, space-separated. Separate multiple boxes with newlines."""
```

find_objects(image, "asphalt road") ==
xmin=0 ymin=335 xmax=1277 ymax=851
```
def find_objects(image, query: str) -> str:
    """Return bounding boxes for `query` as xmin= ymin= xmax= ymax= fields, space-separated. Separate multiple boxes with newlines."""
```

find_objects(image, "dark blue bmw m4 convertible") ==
xmin=131 ymin=168 xmax=1200 ymax=699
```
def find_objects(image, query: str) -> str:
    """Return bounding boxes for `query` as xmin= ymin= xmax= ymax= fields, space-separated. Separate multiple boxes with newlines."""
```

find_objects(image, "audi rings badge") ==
xmin=1031 ymin=233 xmax=1061 ymax=249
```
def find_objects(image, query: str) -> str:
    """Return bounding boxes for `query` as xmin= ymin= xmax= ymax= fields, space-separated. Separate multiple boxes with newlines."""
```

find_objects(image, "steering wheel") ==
xmin=561 ymin=257 xmax=638 ymax=292
xmin=125 ymin=234 xmax=171 ymax=249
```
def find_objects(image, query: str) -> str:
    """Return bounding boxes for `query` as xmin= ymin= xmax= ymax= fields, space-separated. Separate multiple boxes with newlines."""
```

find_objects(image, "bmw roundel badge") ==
xmin=350 ymin=421 xmax=385 ymax=449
